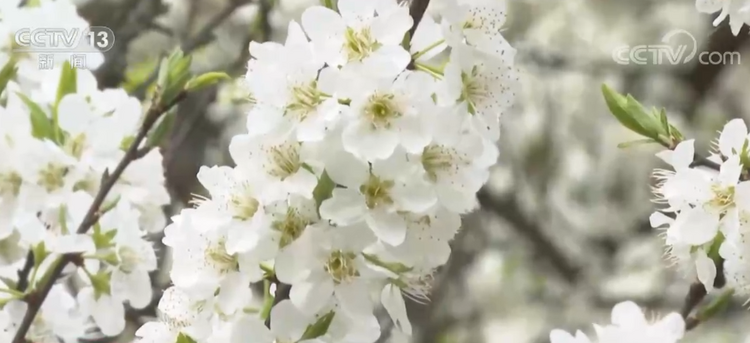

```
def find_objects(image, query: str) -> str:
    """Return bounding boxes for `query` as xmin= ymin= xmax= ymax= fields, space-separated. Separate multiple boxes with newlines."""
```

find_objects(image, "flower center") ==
xmin=344 ymin=27 xmax=381 ymax=62
xmin=37 ymin=163 xmax=68 ymax=192
xmin=709 ymin=184 xmax=735 ymax=209
xmin=272 ymin=207 xmax=310 ymax=248
xmin=460 ymin=66 xmax=488 ymax=115
xmin=118 ymin=246 xmax=140 ymax=274
xmin=0 ymin=171 xmax=21 ymax=196
xmin=65 ymin=134 xmax=87 ymax=159
xmin=204 ymin=239 xmax=238 ymax=274
xmin=324 ymin=250 xmax=359 ymax=284
xmin=360 ymin=174 xmax=395 ymax=209
xmin=364 ymin=93 xmax=401 ymax=130
xmin=230 ymin=191 xmax=260 ymax=221
xmin=287 ymin=80 xmax=324 ymax=120
xmin=264 ymin=142 xmax=302 ymax=179
xmin=421 ymin=145 xmax=471 ymax=182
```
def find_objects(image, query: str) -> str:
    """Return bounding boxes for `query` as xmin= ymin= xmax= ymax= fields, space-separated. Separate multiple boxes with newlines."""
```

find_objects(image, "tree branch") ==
xmin=11 ymin=92 xmax=188 ymax=343
xmin=133 ymin=0 xmax=254 ymax=99
xmin=264 ymin=282 xmax=291 ymax=328
xmin=679 ymin=257 xmax=725 ymax=332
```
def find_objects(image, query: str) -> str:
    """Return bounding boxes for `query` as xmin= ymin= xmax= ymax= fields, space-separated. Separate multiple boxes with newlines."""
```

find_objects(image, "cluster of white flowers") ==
xmin=135 ymin=0 xmax=519 ymax=342
xmin=550 ymin=301 xmax=685 ymax=343
xmin=0 ymin=0 xmax=170 ymax=341
xmin=696 ymin=0 xmax=750 ymax=35
xmin=650 ymin=119 xmax=750 ymax=296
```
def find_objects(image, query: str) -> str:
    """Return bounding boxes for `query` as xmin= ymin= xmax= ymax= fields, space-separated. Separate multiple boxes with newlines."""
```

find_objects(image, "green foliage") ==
xmin=0 ymin=59 xmax=18 ymax=96
xmin=175 ymin=333 xmax=198 ymax=343
xmin=157 ymin=49 xmax=193 ymax=106
xmin=300 ymin=311 xmax=336 ymax=340
xmin=601 ymin=84 xmax=683 ymax=149
xmin=146 ymin=109 xmax=176 ymax=148
xmin=313 ymin=170 xmax=336 ymax=212
xmin=17 ymin=92 xmax=59 ymax=144
xmin=184 ymin=72 xmax=230 ymax=92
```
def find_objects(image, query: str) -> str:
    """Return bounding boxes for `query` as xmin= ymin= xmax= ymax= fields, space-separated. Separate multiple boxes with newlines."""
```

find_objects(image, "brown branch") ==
xmin=679 ymin=257 xmax=725 ymax=332
xmin=264 ymin=282 xmax=291 ymax=328
xmin=407 ymin=0 xmax=431 ymax=39
xmin=690 ymin=154 xmax=721 ymax=170
xmin=14 ymin=252 xmax=34 ymax=293
xmin=405 ymin=0 xmax=431 ymax=70
xmin=11 ymin=92 xmax=188 ymax=343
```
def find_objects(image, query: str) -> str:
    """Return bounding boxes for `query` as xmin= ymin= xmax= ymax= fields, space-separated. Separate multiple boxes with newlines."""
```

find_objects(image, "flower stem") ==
xmin=414 ymin=62 xmax=444 ymax=79
xmin=259 ymin=279 xmax=274 ymax=320
xmin=411 ymin=39 xmax=445 ymax=61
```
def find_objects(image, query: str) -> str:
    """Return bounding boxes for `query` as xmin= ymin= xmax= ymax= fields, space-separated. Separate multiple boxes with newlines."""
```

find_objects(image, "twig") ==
xmin=14 ymin=252 xmax=34 ymax=292
xmin=133 ymin=0 xmax=254 ymax=99
xmin=679 ymin=258 xmax=725 ymax=332
xmin=11 ymin=92 xmax=188 ymax=343
xmin=690 ymin=154 xmax=721 ymax=171
xmin=264 ymin=282 xmax=291 ymax=328
xmin=407 ymin=0 xmax=431 ymax=39
xmin=405 ymin=0 xmax=431 ymax=70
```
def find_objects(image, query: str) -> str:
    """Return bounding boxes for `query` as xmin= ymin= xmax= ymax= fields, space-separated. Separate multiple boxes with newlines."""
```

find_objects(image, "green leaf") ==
xmin=184 ymin=72 xmax=230 ymax=92
xmin=146 ymin=109 xmax=176 ymax=148
xmin=322 ymin=0 xmax=336 ymax=9
xmin=17 ymin=92 xmax=57 ymax=143
xmin=88 ymin=270 xmax=112 ymax=300
xmin=617 ymin=138 xmax=659 ymax=149
xmin=0 ymin=276 xmax=18 ymax=290
xmin=100 ymin=195 xmax=121 ymax=214
xmin=175 ymin=333 xmax=198 ymax=343
xmin=92 ymin=223 xmax=116 ymax=250
xmin=362 ymin=253 xmax=413 ymax=274
xmin=313 ymin=170 xmax=336 ymax=211
xmin=600 ymin=84 xmax=656 ymax=139
xmin=157 ymin=49 xmax=193 ymax=107
xmin=157 ymin=56 xmax=171 ymax=91
xmin=55 ymin=61 xmax=77 ymax=108
xmin=32 ymin=242 xmax=48 ymax=269
xmin=0 ymin=59 xmax=18 ymax=96
xmin=300 ymin=311 xmax=336 ymax=340
xmin=123 ymin=57 xmax=160 ymax=93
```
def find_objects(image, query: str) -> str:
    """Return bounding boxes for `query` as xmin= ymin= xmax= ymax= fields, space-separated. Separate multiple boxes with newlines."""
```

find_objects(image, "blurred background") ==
xmin=69 ymin=0 xmax=750 ymax=341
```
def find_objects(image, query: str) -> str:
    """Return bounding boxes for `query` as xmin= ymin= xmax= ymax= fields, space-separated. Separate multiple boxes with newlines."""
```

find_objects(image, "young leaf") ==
xmin=601 ymin=85 xmax=656 ymax=139
xmin=300 ymin=311 xmax=336 ymax=340
xmin=0 ymin=60 xmax=17 ymax=96
xmin=617 ymin=139 xmax=658 ymax=149
xmin=146 ymin=109 xmax=176 ymax=148
xmin=55 ymin=61 xmax=77 ymax=108
xmin=176 ymin=333 xmax=198 ymax=343
xmin=184 ymin=72 xmax=230 ymax=92
xmin=16 ymin=92 xmax=56 ymax=143
xmin=313 ymin=170 xmax=336 ymax=211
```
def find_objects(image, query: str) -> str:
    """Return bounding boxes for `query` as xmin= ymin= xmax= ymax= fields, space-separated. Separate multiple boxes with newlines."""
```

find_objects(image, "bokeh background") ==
xmin=67 ymin=0 xmax=750 ymax=341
